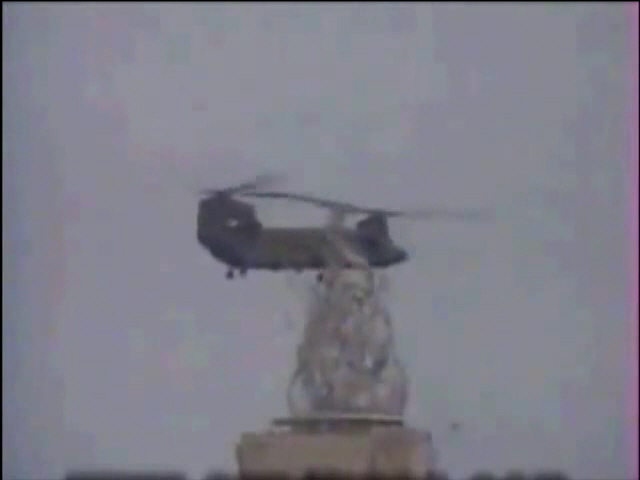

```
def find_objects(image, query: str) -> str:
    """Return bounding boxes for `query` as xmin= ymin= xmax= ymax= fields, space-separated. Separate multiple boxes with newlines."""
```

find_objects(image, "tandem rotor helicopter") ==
xmin=196 ymin=173 xmax=489 ymax=281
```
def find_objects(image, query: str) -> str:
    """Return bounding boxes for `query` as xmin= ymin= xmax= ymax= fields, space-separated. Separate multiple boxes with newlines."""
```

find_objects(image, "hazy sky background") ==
xmin=3 ymin=3 xmax=636 ymax=479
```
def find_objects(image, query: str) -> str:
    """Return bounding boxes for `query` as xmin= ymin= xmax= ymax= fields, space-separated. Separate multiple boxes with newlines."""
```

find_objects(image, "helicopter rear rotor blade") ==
xmin=240 ymin=191 xmax=364 ymax=213
xmin=393 ymin=207 xmax=494 ymax=221
xmin=241 ymin=191 xmax=410 ymax=217
xmin=241 ymin=190 xmax=493 ymax=222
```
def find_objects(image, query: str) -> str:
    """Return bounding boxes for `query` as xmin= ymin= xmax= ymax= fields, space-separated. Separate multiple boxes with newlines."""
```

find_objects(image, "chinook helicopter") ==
xmin=196 ymin=174 xmax=487 ymax=281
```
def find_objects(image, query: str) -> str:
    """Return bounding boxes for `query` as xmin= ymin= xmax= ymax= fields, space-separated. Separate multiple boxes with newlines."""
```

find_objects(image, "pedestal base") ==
xmin=236 ymin=415 xmax=435 ymax=476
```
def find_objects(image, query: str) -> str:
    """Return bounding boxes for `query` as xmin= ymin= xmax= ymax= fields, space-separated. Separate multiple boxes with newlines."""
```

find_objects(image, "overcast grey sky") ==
xmin=3 ymin=3 xmax=635 ymax=479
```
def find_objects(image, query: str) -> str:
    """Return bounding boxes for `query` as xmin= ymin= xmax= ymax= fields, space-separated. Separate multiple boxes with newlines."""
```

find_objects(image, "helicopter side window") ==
xmin=224 ymin=217 xmax=262 ymax=239
xmin=225 ymin=218 xmax=240 ymax=228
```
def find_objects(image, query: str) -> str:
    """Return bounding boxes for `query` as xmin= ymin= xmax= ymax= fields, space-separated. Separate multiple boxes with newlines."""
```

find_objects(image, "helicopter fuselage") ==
xmin=196 ymin=195 xmax=408 ymax=279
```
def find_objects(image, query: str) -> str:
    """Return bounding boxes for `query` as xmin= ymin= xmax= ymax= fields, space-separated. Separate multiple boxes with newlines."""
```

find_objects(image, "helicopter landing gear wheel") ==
xmin=226 ymin=269 xmax=234 ymax=280
xmin=316 ymin=272 xmax=323 ymax=283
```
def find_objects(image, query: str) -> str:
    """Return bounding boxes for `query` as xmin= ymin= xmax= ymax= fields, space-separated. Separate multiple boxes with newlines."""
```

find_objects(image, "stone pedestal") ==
xmin=236 ymin=414 xmax=435 ymax=477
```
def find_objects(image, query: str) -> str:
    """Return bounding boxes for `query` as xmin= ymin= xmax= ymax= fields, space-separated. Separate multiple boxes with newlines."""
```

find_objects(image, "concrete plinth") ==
xmin=236 ymin=414 xmax=435 ymax=477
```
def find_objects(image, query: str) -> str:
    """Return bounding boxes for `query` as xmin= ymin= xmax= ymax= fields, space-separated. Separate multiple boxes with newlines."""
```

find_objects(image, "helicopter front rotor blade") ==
xmin=223 ymin=172 xmax=285 ymax=195
xmin=198 ymin=172 xmax=285 ymax=197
